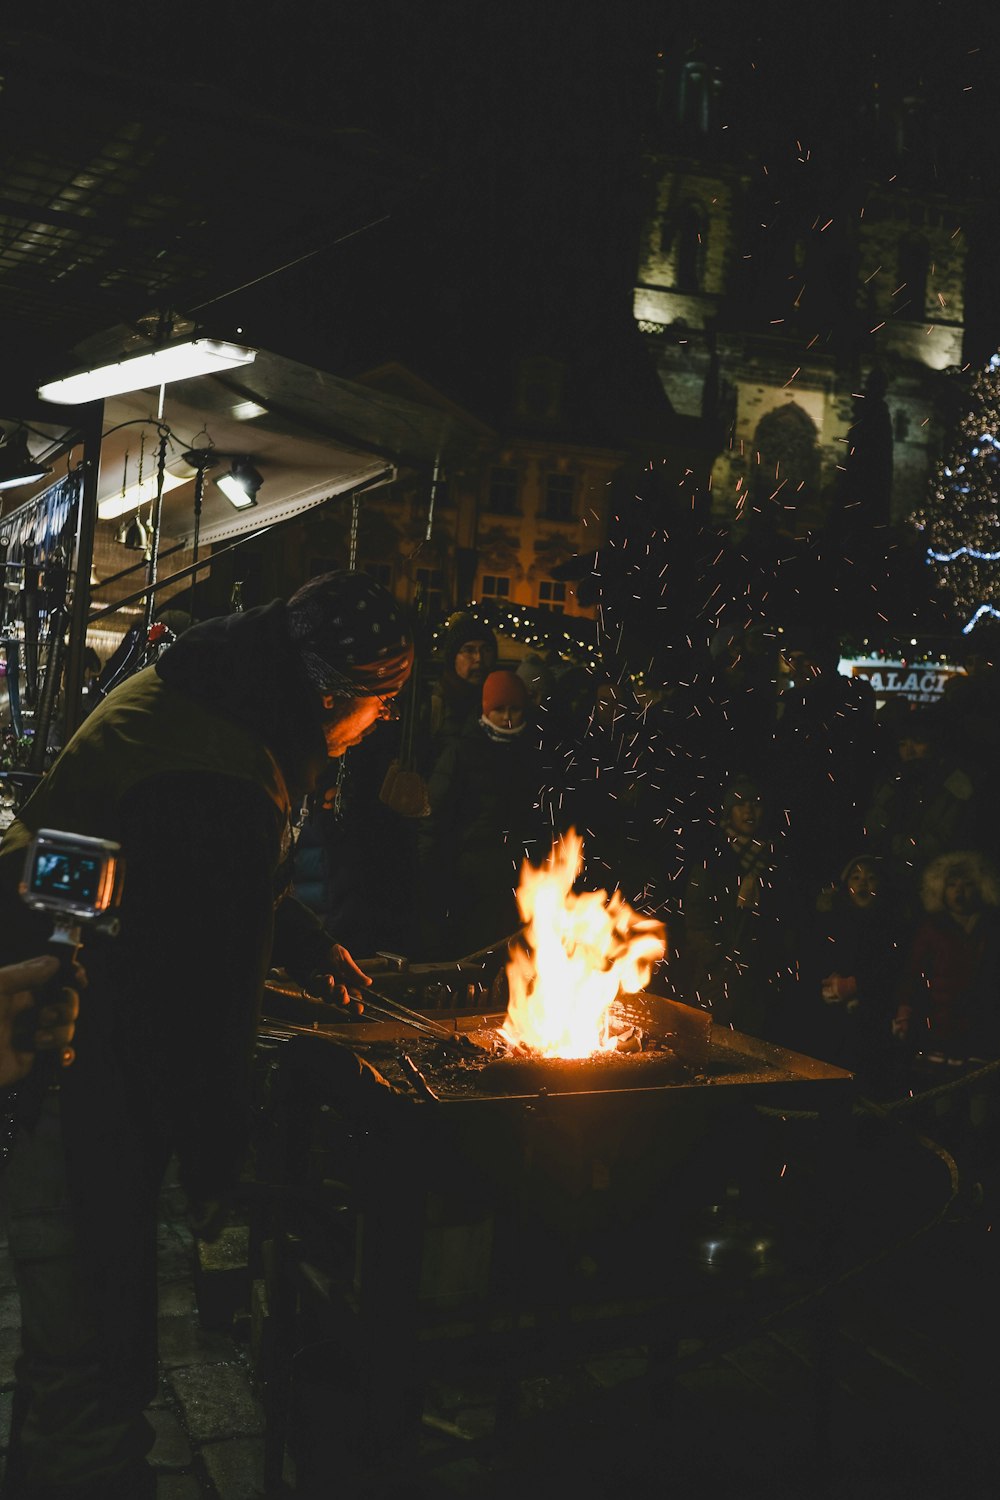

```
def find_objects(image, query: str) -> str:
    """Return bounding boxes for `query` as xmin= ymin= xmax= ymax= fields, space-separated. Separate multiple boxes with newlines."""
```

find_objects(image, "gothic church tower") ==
xmin=633 ymin=40 xmax=975 ymax=540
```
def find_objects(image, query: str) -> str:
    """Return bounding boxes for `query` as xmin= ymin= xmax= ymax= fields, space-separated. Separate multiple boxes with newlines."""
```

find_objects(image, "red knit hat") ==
xmin=482 ymin=669 xmax=527 ymax=715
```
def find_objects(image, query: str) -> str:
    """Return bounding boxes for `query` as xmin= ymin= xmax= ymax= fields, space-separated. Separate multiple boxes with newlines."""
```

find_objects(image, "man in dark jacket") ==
xmin=0 ymin=570 xmax=412 ymax=1500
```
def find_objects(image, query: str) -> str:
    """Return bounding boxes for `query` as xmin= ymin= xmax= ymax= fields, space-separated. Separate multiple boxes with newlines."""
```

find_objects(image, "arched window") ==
xmin=749 ymin=404 xmax=822 ymax=536
xmin=677 ymin=56 xmax=720 ymax=136
xmin=659 ymin=214 xmax=674 ymax=256
xmin=676 ymin=204 xmax=706 ymax=292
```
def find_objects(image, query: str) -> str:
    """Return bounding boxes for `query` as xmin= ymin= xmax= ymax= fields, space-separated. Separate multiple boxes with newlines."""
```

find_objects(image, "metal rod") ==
xmin=20 ymin=550 xmax=39 ymax=705
xmin=86 ymin=524 xmax=274 ymax=623
xmin=63 ymin=401 xmax=103 ymax=740
xmin=361 ymin=987 xmax=459 ymax=1040
xmin=348 ymin=488 xmax=359 ymax=571
xmin=357 ymin=994 xmax=455 ymax=1042
xmin=398 ymin=1052 xmax=439 ymax=1101
xmin=26 ymin=602 xmax=66 ymax=772
xmin=191 ymin=465 xmax=205 ymax=622
xmin=425 ymin=446 xmax=442 ymax=542
xmin=90 ymin=537 xmax=189 ymax=592
xmin=142 ymin=427 xmax=168 ymax=634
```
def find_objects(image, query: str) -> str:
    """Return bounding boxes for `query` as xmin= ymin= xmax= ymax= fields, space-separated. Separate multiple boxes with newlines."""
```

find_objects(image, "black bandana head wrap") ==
xmin=286 ymin=570 xmax=414 ymax=698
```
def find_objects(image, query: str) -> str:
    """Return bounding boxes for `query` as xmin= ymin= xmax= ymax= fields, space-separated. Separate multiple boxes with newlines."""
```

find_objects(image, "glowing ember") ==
xmin=500 ymin=830 xmax=667 ymax=1059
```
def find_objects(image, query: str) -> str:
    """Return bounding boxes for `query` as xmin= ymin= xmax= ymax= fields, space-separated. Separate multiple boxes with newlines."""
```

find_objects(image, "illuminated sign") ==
xmin=838 ymin=657 xmax=965 ymax=705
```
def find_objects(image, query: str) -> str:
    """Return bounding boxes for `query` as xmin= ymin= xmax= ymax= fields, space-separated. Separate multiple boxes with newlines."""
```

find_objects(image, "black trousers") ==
xmin=0 ymin=1092 xmax=160 ymax=1499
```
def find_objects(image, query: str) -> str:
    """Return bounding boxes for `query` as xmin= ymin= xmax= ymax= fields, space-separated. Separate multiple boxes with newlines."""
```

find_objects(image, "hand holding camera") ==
xmin=0 ymin=955 xmax=80 ymax=1087
xmin=16 ymin=829 xmax=124 ymax=1075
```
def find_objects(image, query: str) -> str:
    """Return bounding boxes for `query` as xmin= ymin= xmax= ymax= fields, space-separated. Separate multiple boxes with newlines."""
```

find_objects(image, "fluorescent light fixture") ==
xmin=0 ymin=465 xmax=50 ymax=492
xmin=37 ymin=338 xmax=257 ymax=405
xmin=216 ymin=474 xmax=257 ymax=509
xmin=230 ymin=399 xmax=268 ymax=421
xmin=98 ymin=469 xmax=187 ymax=521
xmin=216 ymin=458 xmax=262 ymax=510
xmin=0 ymin=429 xmax=51 ymax=490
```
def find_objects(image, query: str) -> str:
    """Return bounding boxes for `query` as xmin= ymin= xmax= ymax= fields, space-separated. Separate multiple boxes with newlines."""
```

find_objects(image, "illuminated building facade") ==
xmin=633 ymin=45 xmax=979 ymax=539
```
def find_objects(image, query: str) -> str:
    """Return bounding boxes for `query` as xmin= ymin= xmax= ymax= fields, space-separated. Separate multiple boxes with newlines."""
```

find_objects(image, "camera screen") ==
xmin=30 ymin=850 xmax=102 ymax=905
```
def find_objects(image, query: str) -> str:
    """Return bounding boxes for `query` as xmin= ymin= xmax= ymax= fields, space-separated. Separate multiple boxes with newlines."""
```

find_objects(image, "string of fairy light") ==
xmin=431 ymin=601 xmax=602 ymax=665
xmin=910 ymin=351 xmax=1000 ymax=634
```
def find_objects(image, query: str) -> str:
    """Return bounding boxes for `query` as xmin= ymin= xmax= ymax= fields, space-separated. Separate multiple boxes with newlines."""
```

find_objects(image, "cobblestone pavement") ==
xmin=0 ymin=1172 xmax=269 ymax=1500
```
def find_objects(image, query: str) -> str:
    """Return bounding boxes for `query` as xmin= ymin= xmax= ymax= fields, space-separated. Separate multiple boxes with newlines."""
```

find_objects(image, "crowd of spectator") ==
xmin=292 ymin=614 xmax=1000 ymax=1113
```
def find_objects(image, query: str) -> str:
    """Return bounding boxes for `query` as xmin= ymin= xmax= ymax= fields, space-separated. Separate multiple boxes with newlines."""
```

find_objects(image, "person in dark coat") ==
xmin=0 ymin=570 xmax=413 ymax=1500
xmin=796 ymin=854 xmax=909 ymax=1092
xmin=424 ymin=610 xmax=498 ymax=766
xmin=892 ymin=849 xmax=1000 ymax=1065
xmin=681 ymin=773 xmax=798 ymax=1043
xmin=774 ymin=631 xmax=878 ymax=896
xmin=863 ymin=707 xmax=983 ymax=916
xmin=935 ymin=633 xmax=1000 ymax=855
xmin=419 ymin=669 xmax=548 ymax=958
xmin=890 ymin=849 xmax=1000 ymax=1183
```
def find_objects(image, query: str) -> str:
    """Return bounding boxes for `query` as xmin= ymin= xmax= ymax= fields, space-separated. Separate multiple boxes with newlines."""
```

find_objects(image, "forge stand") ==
xmin=226 ymin=992 xmax=869 ymax=1496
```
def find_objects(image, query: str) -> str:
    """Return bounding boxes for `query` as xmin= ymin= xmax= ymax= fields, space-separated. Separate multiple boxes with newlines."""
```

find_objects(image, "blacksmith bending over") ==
xmin=0 ymin=570 xmax=413 ymax=1500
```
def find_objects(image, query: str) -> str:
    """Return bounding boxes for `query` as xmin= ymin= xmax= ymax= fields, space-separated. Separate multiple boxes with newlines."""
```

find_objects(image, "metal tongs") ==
xmin=353 ymin=986 xmax=488 ymax=1054
xmin=264 ymin=973 xmax=486 ymax=1053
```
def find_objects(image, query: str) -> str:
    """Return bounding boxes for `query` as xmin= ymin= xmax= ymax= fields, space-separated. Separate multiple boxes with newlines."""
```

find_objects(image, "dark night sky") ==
xmin=211 ymin=1 xmax=1000 ymax=380
xmin=216 ymin=3 xmax=664 ymax=391
xmin=30 ymin=1 xmax=1000 ymax=383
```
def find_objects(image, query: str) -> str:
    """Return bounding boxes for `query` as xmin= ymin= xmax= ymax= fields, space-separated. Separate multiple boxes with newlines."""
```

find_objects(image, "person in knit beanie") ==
xmin=481 ymin=668 xmax=529 ymax=730
xmin=426 ymin=610 xmax=498 ymax=763
xmin=417 ymin=666 xmax=546 ymax=957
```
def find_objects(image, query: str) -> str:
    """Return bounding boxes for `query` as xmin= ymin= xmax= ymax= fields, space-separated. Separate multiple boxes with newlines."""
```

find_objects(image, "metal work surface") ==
xmin=259 ymin=984 xmax=852 ymax=1106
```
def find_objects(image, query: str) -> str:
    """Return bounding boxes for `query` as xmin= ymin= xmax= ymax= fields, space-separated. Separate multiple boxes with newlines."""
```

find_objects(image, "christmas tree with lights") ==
xmin=910 ymin=351 xmax=1000 ymax=635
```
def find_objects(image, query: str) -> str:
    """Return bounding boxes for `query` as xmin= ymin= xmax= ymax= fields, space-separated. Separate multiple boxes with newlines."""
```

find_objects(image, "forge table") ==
xmin=238 ymin=989 xmax=878 ymax=1495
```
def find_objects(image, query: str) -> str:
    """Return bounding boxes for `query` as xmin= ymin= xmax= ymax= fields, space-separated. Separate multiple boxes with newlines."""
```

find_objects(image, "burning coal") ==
xmin=500 ymin=830 xmax=667 ymax=1059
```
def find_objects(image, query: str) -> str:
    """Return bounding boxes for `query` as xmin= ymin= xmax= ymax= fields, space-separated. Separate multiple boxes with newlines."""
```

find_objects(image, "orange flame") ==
xmin=500 ymin=830 xmax=667 ymax=1058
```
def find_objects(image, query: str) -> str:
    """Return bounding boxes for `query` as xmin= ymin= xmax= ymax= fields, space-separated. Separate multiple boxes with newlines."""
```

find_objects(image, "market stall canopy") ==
xmin=78 ymin=332 xmax=480 ymax=545
xmin=3 ymin=330 xmax=482 ymax=547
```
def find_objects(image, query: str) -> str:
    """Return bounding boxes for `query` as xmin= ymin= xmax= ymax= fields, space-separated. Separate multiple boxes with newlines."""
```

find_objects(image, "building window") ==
xmin=538 ymin=579 xmax=566 ymax=613
xmin=481 ymin=574 xmax=510 ymax=602
xmin=544 ymin=473 xmax=575 ymax=522
xmin=897 ymin=236 xmax=929 ymax=322
xmin=678 ymin=59 xmax=719 ymax=135
xmin=487 ymin=467 xmax=519 ymax=514
xmin=414 ymin=567 xmax=444 ymax=617
xmin=363 ymin=562 xmax=393 ymax=589
xmin=676 ymin=204 xmax=706 ymax=292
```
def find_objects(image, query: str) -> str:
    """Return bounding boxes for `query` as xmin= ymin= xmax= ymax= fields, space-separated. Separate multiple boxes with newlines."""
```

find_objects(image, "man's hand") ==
xmin=306 ymin=943 xmax=372 ymax=1014
xmin=0 ymin=956 xmax=80 ymax=1088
